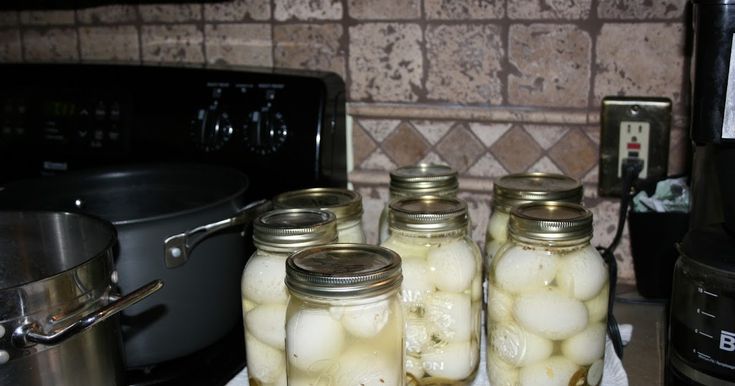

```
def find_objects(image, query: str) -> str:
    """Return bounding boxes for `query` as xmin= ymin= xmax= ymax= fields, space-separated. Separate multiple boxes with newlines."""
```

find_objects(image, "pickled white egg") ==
xmin=489 ymin=321 xmax=552 ymax=367
xmin=405 ymin=318 xmax=431 ymax=355
xmin=242 ymin=298 xmax=256 ymax=313
xmin=400 ymin=258 xmax=435 ymax=303
xmin=339 ymin=299 xmax=390 ymax=338
xmin=286 ymin=373 xmax=320 ymax=386
xmin=427 ymin=240 xmax=478 ymax=293
xmin=286 ymin=308 xmax=345 ymax=371
xmin=486 ymin=351 xmax=520 ymax=386
xmin=242 ymin=254 xmax=288 ymax=304
xmin=556 ymin=246 xmax=608 ymax=301
xmin=488 ymin=211 xmax=510 ymax=241
xmin=335 ymin=345 xmax=402 ymax=386
xmin=426 ymin=291 xmax=472 ymax=342
xmin=422 ymin=340 xmax=479 ymax=380
xmin=487 ymin=284 xmax=514 ymax=323
xmin=470 ymin=275 xmax=483 ymax=302
xmin=493 ymin=245 xmax=558 ymax=294
xmin=244 ymin=331 xmax=285 ymax=384
xmin=274 ymin=371 xmax=287 ymax=386
xmin=406 ymin=355 xmax=425 ymax=379
xmin=587 ymin=358 xmax=604 ymax=385
xmin=245 ymin=303 xmax=287 ymax=350
xmin=381 ymin=237 xmax=429 ymax=260
xmin=513 ymin=287 xmax=588 ymax=340
xmin=561 ymin=322 xmax=606 ymax=365
xmin=519 ymin=356 xmax=579 ymax=386
xmin=585 ymin=285 xmax=609 ymax=323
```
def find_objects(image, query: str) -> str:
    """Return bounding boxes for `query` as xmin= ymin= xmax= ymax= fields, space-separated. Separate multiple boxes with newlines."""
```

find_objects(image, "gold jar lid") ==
xmin=493 ymin=172 xmax=583 ymax=212
xmin=253 ymin=208 xmax=337 ymax=253
xmin=285 ymin=244 xmax=402 ymax=298
xmin=273 ymin=187 xmax=363 ymax=223
xmin=390 ymin=163 xmax=458 ymax=197
xmin=389 ymin=196 xmax=468 ymax=233
xmin=509 ymin=201 xmax=592 ymax=242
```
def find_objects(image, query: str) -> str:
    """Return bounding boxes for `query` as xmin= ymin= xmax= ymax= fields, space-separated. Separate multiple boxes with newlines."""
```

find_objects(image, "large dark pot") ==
xmin=0 ymin=163 xmax=270 ymax=368
xmin=0 ymin=211 xmax=162 ymax=385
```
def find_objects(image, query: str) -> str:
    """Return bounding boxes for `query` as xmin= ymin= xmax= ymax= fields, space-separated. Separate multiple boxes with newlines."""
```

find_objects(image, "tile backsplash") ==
xmin=0 ymin=0 xmax=693 ymax=285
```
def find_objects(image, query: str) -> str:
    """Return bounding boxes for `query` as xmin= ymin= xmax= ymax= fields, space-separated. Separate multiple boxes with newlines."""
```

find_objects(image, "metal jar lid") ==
xmin=493 ymin=172 xmax=583 ymax=212
xmin=389 ymin=163 xmax=459 ymax=197
xmin=273 ymin=187 xmax=363 ymax=223
xmin=285 ymin=244 xmax=402 ymax=298
xmin=509 ymin=201 xmax=592 ymax=242
xmin=253 ymin=208 xmax=337 ymax=253
xmin=388 ymin=196 xmax=468 ymax=233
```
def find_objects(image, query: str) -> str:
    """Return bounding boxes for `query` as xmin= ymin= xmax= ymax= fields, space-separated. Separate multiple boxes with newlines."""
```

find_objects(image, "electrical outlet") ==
xmin=599 ymin=97 xmax=671 ymax=197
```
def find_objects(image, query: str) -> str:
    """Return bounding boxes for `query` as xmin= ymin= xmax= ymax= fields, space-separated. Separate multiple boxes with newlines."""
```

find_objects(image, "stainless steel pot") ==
xmin=0 ymin=163 xmax=270 ymax=368
xmin=0 ymin=211 xmax=162 ymax=386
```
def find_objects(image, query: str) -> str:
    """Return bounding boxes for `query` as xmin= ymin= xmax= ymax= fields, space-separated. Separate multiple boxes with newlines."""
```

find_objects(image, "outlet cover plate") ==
xmin=599 ymin=96 xmax=671 ymax=197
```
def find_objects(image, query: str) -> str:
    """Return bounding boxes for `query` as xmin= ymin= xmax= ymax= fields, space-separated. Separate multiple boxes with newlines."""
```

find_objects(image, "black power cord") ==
xmin=596 ymin=157 xmax=644 ymax=360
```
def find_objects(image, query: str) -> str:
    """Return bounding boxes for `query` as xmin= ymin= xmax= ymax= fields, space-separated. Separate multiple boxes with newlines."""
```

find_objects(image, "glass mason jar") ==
xmin=378 ymin=163 xmax=459 ymax=243
xmin=273 ymin=187 xmax=367 ymax=243
xmin=284 ymin=244 xmax=405 ymax=385
xmin=487 ymin=202 xmax=608 ymax=386
xmin=381 ymin=196 xmax=482 ymax=385
xmin=241 ymin=208 xmax=337 ymax=386
xmin=485 ymin=173 xmax=583 ymax=265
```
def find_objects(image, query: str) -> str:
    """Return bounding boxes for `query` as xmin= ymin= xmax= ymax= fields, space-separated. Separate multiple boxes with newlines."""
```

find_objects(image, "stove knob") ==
xmin=191 ymin=107 xmax=233 ymax=152
xmin=243 ymin=108 xmax=287 ymax=155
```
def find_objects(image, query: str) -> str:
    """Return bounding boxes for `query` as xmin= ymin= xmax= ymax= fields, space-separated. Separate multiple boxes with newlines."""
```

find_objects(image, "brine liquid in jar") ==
xmin=487 ymin=201 xmax=608 ymax=386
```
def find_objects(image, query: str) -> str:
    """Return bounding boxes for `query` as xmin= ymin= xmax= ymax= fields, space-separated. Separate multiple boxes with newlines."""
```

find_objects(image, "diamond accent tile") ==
xmin=491 ymin=125 xmax=543 ymax=173
xmin=351 ymin=120 xmax=377 ymax=167
xmin=528 ymin=156 xmax=563 ymax=174
xmin=382 ymin=122 xmax=431 ymax=167
xmin=466 ymin=153 xmax=508 ymax=178
xmin=410 ymin=120 xmax=454 ymax=145
xmin=548 ymin=129 xmax=598 ymax=179
xmin=469 ymin=123 xmax=512 ymax=147
xmin=583 ymin=166 xmax=599 ymax=184
xmin=357 ymin=119 xmax=401 ymax=142
xmin=524 ymin=124 xmax=570 ymax=150
xmin=419 ymin=151 xmax=448 ymax=166
xmin=436 ymin=123 xmax=486 ymax=173
xmin=361 ymin=148 xmax=398 ymax=171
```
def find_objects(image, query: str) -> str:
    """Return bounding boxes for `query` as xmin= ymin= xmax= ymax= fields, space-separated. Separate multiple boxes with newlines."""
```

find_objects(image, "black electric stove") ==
xmin=0 ymin=62 xmax=346 ymax=385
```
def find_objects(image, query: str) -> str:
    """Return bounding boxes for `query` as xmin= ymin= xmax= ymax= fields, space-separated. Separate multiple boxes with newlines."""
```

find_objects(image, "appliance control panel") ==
xmin=0 ymin=63 xmax=347 ymax=198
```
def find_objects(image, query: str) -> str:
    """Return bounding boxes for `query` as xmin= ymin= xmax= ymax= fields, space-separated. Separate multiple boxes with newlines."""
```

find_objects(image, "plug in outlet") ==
xmin=599 ymin=97 xmax=671 ymax=197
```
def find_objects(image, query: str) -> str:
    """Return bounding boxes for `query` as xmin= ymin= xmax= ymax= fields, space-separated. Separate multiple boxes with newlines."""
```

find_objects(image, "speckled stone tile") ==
xmin=79 ymin=26 xmax=139 ymax=62
xmin=348 ymin=0 xmax=420 ymax=20
xmin=381 ymin=122 xmax=430 ymax=167
xmin=349 ymin=23 xmax=423 ymax=102
xmin=435 ymin=123 xmax=485 ymax=173
xmin=351 ymin=120 xmax=377 ymax=167
xmin=139 ymin=4 xmax=202 ymax=22
xmin=524 ymin=124 xmax=570 ymax=149
xmin=205 ymin=24 xmax=272 ymax=67
xmin=204 ymin=0 xmax=271 ymax=21
xmin=668 ymin=127 xmax=688 ymax=175
xmin=508 ymin=24 xmax=591 ymax=107
xmin=586 ymin=197 xmax=633 ymax=282
xmin=469 ymin=122 xmax=512 ymax=147
xmin=466 ymin=153 xmax=508 ymax=178
xmin=425 ymin=24 xmax=503 ymax=104
xmin=594 ymin=23 xmax=685 ymax=110
xmin=22 ymin=28 xmax=78 ymax=62
xmin=141 ymin=25 xmax=204 ymax=64
xmin=0 ymin=12 xmax=19 ymax=26
xmin=508 ymin=0 xmax=592 ymax=19
xmin=597 ymin=0 xmax=686 ymax=20
xmin=77 ymin=5 xmax=138 ymax=24
xmin=361 ymin=148 xmax=397 ymax=171
xmin=274 ymin=23 xmax=345 ymax=79
xmin=20 ymin=11 xmax=75 ymax=25
xmin=410 ymin=120 xmax=453 ymax=145
xmin=583 ymin=165 xmax=598 ymax=184
xmin=548 ymin=128 xmax=597 ymax=179
xmin=424 ymin=0 xmax=504 ymax=19
xmin=491 ymin=125 xmax=543 ymax=173
xmin=0 ymin=28 xmax=21 ymax=61
xmin=458 ymin=191 xmax=493 ymax=247
xmin=352 ymin=184 xmax=389 ymax=244
xmin=274 ymin=0 xmax=342 ymax=21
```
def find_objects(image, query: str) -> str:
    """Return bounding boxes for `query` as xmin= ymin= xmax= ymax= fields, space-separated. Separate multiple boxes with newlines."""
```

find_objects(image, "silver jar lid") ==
xmin=389 ymin=163 xmax=458 ymax=197
xmin=508 ymin=201 xmax=592 ymax=242
xmin=389 ymin=196 xmax=468 ymax=233
xmin=273 ymin=187 xmax=363 ymax=223
xmin=253 ymin=208 xmax=337 ymax=253
xmin=493 ymin=172 xmax=583 ymax=212
xmin=285 ymin=244 xmax=402 ymax=298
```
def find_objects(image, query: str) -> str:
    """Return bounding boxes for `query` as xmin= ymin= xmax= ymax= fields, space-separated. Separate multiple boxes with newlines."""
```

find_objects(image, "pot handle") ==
xmin=13 ymin=279 xmax=164 ymax=348
xmin=163 ymin=198 xmax=271 ymax=268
